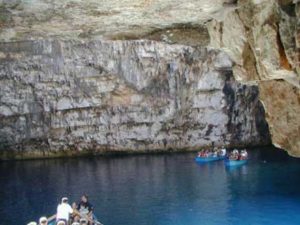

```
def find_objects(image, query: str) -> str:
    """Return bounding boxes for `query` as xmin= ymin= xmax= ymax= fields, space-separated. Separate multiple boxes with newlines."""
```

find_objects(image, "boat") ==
xmin=195 ymin=155 xmax=226 ymax=163
xmin=224 ymin=159 xmax=247 ymax=167
xmin=48 ymin=213 xmax=102 ymax=225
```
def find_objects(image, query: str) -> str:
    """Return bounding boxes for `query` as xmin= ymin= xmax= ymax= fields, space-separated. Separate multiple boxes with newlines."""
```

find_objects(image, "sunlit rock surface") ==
xmin=259 ymin=80 xmax=299 ymax=157
xmin=208 ymin=0 xmax=300 ymax=157
xmin=0 ymin=0 xmax=298 ymax=158
xmin=0 ymin=0 xmax=234 ymax=42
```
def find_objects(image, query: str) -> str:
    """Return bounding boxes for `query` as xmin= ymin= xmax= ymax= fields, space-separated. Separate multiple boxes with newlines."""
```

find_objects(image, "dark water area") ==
xmin=1 ymin=146 xmax=300 ymax=225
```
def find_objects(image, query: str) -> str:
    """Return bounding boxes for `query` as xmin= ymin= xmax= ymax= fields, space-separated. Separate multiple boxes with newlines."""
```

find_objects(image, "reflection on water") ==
xmin=0 ymin=147 xmax=300 ymax=225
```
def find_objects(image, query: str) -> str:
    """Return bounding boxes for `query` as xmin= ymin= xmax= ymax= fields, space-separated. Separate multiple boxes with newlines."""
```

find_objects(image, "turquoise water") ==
xmin=1 ymin=147 xmax=300 ymax=225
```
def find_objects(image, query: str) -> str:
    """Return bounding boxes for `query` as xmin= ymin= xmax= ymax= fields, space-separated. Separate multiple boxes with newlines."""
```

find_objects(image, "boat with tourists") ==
xmin=47 ymin=213 xmax=102 ymax=225
xmin=195 ymin=147 xmax=227 ymax=163
xmin=225 ymin=149 xmax=248 ymax=167
xmin=28 ymin=195 xmax=103 ymax=225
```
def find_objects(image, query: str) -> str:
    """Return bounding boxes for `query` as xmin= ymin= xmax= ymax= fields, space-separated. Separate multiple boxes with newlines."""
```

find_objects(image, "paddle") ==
xmin=47 ymin=214 xmax=56 ymax=222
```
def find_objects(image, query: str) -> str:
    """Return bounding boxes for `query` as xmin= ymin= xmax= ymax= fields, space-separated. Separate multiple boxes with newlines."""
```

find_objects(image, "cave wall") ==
xmin=1 ymin=0 xmax=299 ymax=159
xmin=0 ymin=40 xmax=270 ymax=159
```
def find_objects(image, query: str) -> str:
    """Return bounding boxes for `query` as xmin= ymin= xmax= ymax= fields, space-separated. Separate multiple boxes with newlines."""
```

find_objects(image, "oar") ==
xmin=47 ymin=214 xmax=56 ymax=222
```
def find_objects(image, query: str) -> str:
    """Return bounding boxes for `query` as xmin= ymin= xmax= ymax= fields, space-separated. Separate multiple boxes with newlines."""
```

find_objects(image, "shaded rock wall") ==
xmin=0 ymin=40 xmax=270 ymax=159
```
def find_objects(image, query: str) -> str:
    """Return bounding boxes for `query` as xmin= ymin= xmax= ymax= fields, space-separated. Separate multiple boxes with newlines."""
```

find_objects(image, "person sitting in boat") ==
xmin=56 ymin=197 xmax=73 ymax=225
xmin=240 ymin=150 xmax=248 ymax=160
xmin=220 ymin=146 xmax=226 ymax=157
xmin=212 ymin=150 xmax=218 ymax=157
xmin=197 ymin=150 xmax=206 ymax=157
xmin=200 ymin=151 xmax=204 ymax=157
xmin=39 ymin=217 xmax=48 ymax=225
xmin=77 ymin=195 xmax=94 ymax=224
xmin=229 ymin=150 xmax=239 ymax=160
xmin=57 ymin=221 xmax=66 ymax=225
xmin=70 ymin=202 xmax=80 ymax=223
xmin=207 ymin=150 xmax=213 ymax=157
xmin=200 ymin=150 xmax=205 ymax=157
xmin=27 ymin=222 xmax=37 ymax=225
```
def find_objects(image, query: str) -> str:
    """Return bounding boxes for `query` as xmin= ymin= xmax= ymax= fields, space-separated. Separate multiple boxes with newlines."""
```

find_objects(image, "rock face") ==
xmin=0 ymin=0 xmax=299 ymax=159
xmin=207 ymin=0 xmax=300 ymax=157
xmin=0 ymin=40 xmax=270 ymax=159
xmin=0 ymin=0 xmax=233 ymax=42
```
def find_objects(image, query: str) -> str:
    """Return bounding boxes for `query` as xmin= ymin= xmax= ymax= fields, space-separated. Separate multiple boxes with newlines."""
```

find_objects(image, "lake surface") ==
xmin=1 ymin=146 xmax=300 ymax=225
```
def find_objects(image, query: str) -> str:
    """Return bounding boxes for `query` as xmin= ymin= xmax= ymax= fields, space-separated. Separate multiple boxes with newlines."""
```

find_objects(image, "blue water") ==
xmin=1 ymin=147 xmax=300 ymax=225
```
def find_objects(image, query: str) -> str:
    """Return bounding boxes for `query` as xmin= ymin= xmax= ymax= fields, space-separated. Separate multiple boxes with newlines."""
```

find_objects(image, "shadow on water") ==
xmin=0 ymin=146 xmax=300 ymax=225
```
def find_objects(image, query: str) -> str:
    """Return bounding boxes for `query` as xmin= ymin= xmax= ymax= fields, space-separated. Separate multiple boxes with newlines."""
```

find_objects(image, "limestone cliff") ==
xmin=208 ymin=0 xmax=300 ymax=157
xmin=0 ymin=40 xmax=269 ymax=159
xmin=0 ymin=0 xmax=298 ymax=159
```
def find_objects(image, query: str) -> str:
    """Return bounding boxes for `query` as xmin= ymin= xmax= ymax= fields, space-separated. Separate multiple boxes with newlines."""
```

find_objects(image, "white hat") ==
xmin=57 ymin=221 xmax=66 ymax=225
xmin=39 ymin=217 xmax=47 ymax=223
xmin=27 ymin=222 xmax=37 ymax=225
xmin=72 ymin=223 xmax=80 ymax=225
xmin=61 ymin=197 xmax=68 ymax=202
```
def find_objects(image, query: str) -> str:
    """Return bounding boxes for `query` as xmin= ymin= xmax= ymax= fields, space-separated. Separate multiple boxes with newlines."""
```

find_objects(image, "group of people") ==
xmin=197 ymin=146 xmax=248 ymax=161
xmin=57 ymin=195 xmax=95 ymax=225
xmin=197 ymin=147 xmax=227 ymax=158
xmin=229 ymin=149 xmax=248 ymax=160
xmin=27 ymin=195 xmax=98 ymax=225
